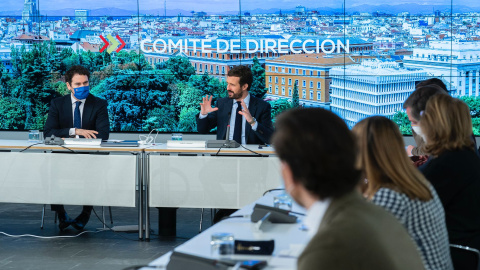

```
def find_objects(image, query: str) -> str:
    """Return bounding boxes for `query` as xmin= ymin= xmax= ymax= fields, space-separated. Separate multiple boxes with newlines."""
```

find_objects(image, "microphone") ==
xmin=206 ymin=124 xmax=239 ymax=148
xmin=226 ymin=125 xmax=231 ymax=141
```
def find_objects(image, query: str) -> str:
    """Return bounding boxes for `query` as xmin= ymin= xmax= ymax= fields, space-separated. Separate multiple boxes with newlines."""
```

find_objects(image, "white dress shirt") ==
xmin=69 ymin=94 xmax=87 ymax=137
xmin=303 ymin=199 xmax=331 ymax=239
xmin=199 ymin=93 xmax=258 ymax=145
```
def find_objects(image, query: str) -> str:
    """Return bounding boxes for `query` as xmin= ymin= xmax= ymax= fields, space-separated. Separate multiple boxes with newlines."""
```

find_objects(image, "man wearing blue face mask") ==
xmin=44 ymin=65 xmax=110 ymax=231
xmin=44 ymin=65 xmax=109 ymax=141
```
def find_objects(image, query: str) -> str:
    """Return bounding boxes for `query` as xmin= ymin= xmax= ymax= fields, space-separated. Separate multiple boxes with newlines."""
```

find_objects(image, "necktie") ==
xmin=233 ymin=101 xmax=243 ymax=144
xmin=74 ymin=101 xmax=82 ymax=129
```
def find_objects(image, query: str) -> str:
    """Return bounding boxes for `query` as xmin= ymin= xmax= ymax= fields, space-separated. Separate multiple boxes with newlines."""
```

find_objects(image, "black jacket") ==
xmin=420 ymin=148 xmax=480 ymax=249
xmin=196 ymin=96 xmax=273 ymax=144
xmin=44 ymin=94 xmax=110 ymax=140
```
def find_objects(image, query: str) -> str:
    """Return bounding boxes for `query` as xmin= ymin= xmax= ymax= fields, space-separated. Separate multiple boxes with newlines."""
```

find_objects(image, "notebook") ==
xmin=64 ymin=138 xmax=102 ymax=146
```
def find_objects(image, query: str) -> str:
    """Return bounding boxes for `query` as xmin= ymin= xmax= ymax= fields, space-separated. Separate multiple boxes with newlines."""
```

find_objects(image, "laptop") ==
xmin=100 ymin=140 xmax=139 ymax=147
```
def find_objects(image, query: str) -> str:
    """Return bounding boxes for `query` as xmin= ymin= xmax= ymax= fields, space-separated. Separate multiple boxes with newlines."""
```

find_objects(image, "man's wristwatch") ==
xmin=248 ymin=117 xmax=257 ymax=125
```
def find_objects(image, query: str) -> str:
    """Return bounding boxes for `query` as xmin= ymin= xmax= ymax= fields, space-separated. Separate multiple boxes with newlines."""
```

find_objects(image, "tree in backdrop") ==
xmin=143 ymin=105 xmax=178 ymax=132
xmin=250 ymin=57 xmax=267 ymax=99
xmin=93 ymin=69 xmax=172 ymax=131
xmin=162 ymin=56 xmax=196 ymax=82
xmin=113 ymin=50 xmax=151 ymax=71
xmin=0 ymin=97 xmax=25 ymax=129
xmin=188 ymin=72 xmax=227 ymax=98
xmin=0 ymin=62 xmax=10 ymax=97
xmin=176 ymin=82 xmax=203 ymax=132
xmin=461 ymin=96 xmax=480 ymax=118
xmin=269 ymin=98 xmax=293 ymax=122
xmin=8 ymin=42 xmax=60 ymax=129
xmin=472 ymin=118 xmax=480 ymax=136
xmin=265 ymin=81 xmax=298 ymax=122
xmin=10 ymin=45 xmax=25 ymax=77
xmin=292 ymin=82 xmax=299 ymax=108
xmin=460 ymin=96 xmax=480 ymax=135
xmin=393 ymin=111 xmax=412 ymax=135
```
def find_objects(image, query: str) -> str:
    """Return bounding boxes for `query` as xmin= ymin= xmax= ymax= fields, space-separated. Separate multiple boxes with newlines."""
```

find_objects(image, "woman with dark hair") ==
xmin=419 ymin=94 xmax=480 ymax=250
xmin=353 ymin=116 xmax=452 ymax=270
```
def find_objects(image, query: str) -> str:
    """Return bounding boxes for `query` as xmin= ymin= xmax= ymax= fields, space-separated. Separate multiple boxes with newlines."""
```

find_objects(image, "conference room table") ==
xmin=144 ymin=144 xmax=282 ymax=239
xmin=0 ymin=140 xmax=282 ymax=241
xmin=144 ymin=190 xmax=309 ymax=270
xmin=0 ymin=139 xmax=145 ymax=238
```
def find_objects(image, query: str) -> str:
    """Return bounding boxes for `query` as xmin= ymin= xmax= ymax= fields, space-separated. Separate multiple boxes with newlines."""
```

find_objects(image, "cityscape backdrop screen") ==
xmin=1 ymin=0 xmax=480 ymax=135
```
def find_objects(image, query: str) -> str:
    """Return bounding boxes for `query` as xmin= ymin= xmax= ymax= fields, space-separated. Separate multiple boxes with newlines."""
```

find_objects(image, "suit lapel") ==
xmin=82 ymin=95 xmax=94 ymax=129
xmin=225 ymin=98 xmax=234 ymax=128
xmin=64 ymin=95 xmax=74 ymax=128
xmin=245 ymin=96 xmax=257 ymax=141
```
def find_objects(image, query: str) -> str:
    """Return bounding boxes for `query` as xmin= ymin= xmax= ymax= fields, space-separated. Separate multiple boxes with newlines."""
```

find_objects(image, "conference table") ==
xmin=144 ymin=144 xmax=281 ymax=239
xmin=144 ymin=190 xmax=309 ymax=270
xmin=0 ymin=140 xmax=144 ymax=237
xmin=0 ymin=140 xmax=282 ymax=240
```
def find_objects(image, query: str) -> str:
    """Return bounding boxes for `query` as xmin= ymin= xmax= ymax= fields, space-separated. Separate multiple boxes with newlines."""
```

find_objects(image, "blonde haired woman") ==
xmin=353 ymin=116 xmax=452 ymax=270
xmin=419 ymin=94 xmax=480 ymax=251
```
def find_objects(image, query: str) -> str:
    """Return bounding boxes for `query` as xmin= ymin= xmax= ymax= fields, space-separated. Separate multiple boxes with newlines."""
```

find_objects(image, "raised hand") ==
xmin=238 ymin=99 xmax=254 ymax=123
xmin=199 ymin=95 xmax=219 ymax=115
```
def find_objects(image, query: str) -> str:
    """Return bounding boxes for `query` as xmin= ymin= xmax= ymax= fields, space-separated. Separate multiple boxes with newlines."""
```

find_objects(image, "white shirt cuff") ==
xmin=69 ymin=128 xmax=76 ymax=136
xmin=199 ymin=113 xmax=208 ymax=119
xmin=251 ymin=122 xmax=258 ymax=131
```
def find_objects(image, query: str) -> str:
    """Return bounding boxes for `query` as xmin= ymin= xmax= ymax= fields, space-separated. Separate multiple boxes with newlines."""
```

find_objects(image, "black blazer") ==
xmin=196 ymin=96 xmax=273 ymax=144
xmin=44 ymin=94 xmax=110 ymax=140
xmin=420 ymin=148 xmax=480 ymax=249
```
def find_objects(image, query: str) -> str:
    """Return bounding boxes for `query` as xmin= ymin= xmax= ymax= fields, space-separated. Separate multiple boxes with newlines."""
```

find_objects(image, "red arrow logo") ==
xmin=116 ymin=35 xmax=126 ymax=53
xmin=99 ymin=35 xmax=109 ymax=53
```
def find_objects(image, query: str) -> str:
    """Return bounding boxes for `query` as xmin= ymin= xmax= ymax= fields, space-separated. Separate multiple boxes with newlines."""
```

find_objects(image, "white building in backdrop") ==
xmin=330 ymin=60 xmax=428 ymax=127
xmin=404 ymin=40 xmax=480 ymax=97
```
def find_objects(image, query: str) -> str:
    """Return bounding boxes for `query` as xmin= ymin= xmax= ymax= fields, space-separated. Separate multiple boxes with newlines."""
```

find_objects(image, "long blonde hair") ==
xmin=420 ymin=94 xmax=474 ymax=156
xmin=353 ymin=116 xmax=432 ymax=201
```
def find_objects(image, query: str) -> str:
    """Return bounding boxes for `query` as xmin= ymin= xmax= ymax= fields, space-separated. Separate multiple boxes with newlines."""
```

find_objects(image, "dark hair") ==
xmin=272 ymin=108 xmax=360 ymax=199
xmin=227 ymin=65 xmax=253 ymax=91
xmin=65 ymin=65 xmax=90 ymax=85
xmin=416 ymin=78 xmax=448 ymax=92
xmin=403 ymin=84 xmax=447 ymax=121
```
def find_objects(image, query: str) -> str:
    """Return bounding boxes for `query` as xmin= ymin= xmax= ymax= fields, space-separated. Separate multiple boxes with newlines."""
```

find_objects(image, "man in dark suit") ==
xmin=44 ymin=65 xmax=110 ymax=231
xmin=273 ymin=108 xmax=426 ymax=270
xmin=196 ymin=65 xmax=274 ymax=223
xmin=197 ymin=65 xmax=273 ymax=145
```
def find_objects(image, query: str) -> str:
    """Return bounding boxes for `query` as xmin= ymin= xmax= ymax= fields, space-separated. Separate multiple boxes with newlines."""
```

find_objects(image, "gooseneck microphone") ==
xmin=226 ymin=125 xmax=231 ymax=141
xmin=224 ymin=124 xmax=239 ymax=148
xmin=206 ymin=124 xmax=239 ymax=148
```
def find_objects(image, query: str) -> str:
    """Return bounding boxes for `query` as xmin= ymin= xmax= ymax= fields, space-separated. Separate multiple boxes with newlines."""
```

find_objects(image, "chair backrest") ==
xmin=450 ymin=244 xmax=480 ymax=270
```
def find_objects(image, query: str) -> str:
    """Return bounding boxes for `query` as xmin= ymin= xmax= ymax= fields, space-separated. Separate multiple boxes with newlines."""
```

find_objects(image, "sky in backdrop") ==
xmin=1 ymin=0 xmax=478 ymax=13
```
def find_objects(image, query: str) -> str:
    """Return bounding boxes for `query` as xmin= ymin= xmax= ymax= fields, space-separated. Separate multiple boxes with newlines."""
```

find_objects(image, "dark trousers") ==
xmin=51 ymin=204 xmax=93 ymax=214
xmin=158 ymin=207 xmax=177 ymax=237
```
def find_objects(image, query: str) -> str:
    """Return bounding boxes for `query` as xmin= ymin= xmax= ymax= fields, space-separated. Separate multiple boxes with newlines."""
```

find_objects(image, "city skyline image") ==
xmin=1 ymin=0 xmax=480 ymax=15
xmin=0 ymin=0 xmax=479 ymax=134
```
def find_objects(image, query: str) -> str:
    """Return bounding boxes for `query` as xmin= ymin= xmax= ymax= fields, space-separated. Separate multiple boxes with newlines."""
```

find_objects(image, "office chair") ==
xmin=41 ymin=205 xmax=113 ymax=229
xmin=450 ymin=244 xmax=480 ymax=270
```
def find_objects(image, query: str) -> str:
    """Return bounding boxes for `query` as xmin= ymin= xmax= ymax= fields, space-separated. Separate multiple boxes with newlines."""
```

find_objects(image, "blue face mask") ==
xmin=73 ymin=86 xmax=90 ymax=100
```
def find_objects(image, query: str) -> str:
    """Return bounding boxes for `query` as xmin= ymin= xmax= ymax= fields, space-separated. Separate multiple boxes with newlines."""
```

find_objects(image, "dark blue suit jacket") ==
xmin=44 ymin=94 xmax=110 ymax=140
xmin=196 ymin=96 xmax=273 ymax=144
